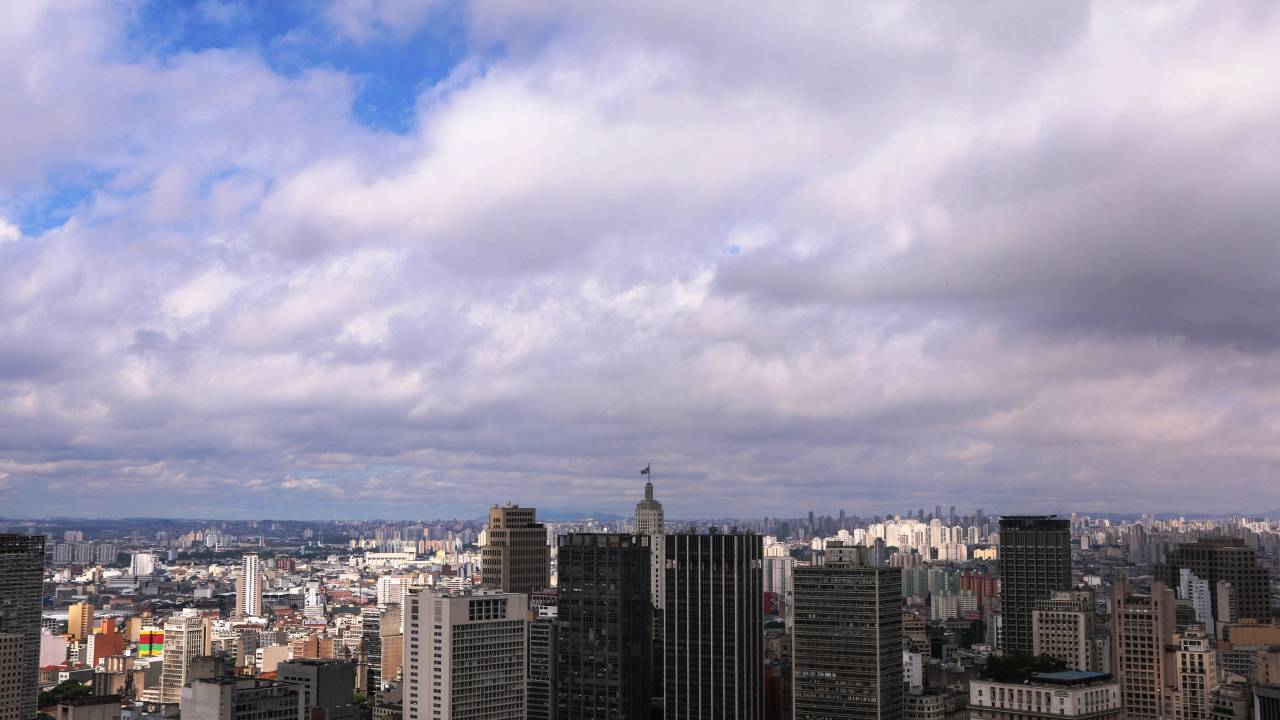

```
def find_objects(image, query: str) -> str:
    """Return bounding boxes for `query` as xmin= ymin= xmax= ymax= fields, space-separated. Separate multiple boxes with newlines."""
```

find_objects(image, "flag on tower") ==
xmin=640 ymin=464 xmax=651 ymax=476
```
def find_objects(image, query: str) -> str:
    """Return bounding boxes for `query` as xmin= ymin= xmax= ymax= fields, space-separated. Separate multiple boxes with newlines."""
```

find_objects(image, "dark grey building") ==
xmin=665 ymin=530 xmax=763 ymax=720
xmin=999 ymin=516 xmax=1071 ymax=655
xmin=556 ymin=533 xmax=652 ymax=720
xmin=792 ymin=542 xmax=903 ymax=720
xmin=1256 ymin=684 xmax=1280 ymax=720
xmin=1155 ymin=537 xmax=1272 ymax=622
xmin=0 ymin=533 xmax=45 ymax=720
xmin=529 ymin=604 xmax=558 ymax=720
xmin=277 ymin=658 xmax=360 ymax=720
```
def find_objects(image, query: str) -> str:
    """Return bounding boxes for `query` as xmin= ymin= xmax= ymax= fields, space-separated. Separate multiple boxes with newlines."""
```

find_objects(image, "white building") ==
xmin=130 ymin=552 xmax=155 ymax=577
xmin=159 ymin=609 xmax=206 ymax=705
xmin=970 ymin=672 xmax=1121 ymax=720
xmin=403 ymin=588 xmax=527 ymax=720
xmin=237 ymin=554 xmax=262 ymax=618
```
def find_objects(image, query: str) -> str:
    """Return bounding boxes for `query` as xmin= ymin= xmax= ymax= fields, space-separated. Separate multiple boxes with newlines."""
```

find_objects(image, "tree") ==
xmin=980 ymin=653 xmax=1069 ymax=683
xmin=37 ymin=679 xmax=91 ymax=707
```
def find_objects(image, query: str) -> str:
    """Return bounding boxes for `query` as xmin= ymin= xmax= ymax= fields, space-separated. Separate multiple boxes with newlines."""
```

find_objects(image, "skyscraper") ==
xmin=556 ymin=533 xmax=652 ymax=720
xmin=1111 ymin=578 xmax=1178 ymax=720
xmin=1032 ymin=591 xmax=1098 ymax=672
xmin=634 ymin=480 xmax=665 ymax=610
xmin=999 ymin=516 xmax=1071 ymax=655
xmin=237 ymin=553 xmax=262 ymax=618
xmin=402 ymin=588 xmax=527 ymax=720
xmin=0 ymin=533 xmax=45 ymax=720
xmin=792 ymin=541 xmax=903 ymax=720
xmin=665 ymin=530 xmax=763 ymax=720
xmin=482 ymin=504 xmax=550 ymax=595
xmin=1156 ymin=538 xmax=1272 ymax=622
xmin=159 ymin=608 xmax=206 ymax=705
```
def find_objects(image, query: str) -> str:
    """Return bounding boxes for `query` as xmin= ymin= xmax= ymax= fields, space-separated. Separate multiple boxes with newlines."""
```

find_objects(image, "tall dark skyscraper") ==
xmin=0 ymin=534 xmax=45 ymax=720
xmin=792 ymin=542 xmax=903 ymax=720
xmin=998 ymin=516 xmax=1071 ymax=655
xmin=556 ymin=533 xmax=652 ymax=720
xmin=665 ymin=531 xmax=763 ymax=720
xmin=482 ymin=503 xmax=551 ymax=595
xmin=1155 ymin=537 xmax=1272 ymax=622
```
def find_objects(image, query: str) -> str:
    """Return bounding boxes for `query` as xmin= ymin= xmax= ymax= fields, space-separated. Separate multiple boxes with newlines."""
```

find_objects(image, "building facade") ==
xmin=182 ymin=677 xmax=299 ymax=720
xmin=1157 ymin=539 xmax=1272 ymax=623
xmin=237 ymin=553 xmax=263 ymax=618
xmin=403 ymin=588 xmax=528 ymax=720
xmin=277 ymin=658 xmax=360 ymax=720
xmin=792 ymin=542 xmax=903 ymax=720
xmin=969 ymin=672 xmax=1121 ymax=720
xmin=1112 ymin=578 xmax=1178 ymax=720
xmin=998 ymin=516 xmax=1072 ymax=655
xmin=158 ymin=609 xmax=206 ymax=705
xmin=528 ymin=604 xmax=558 ymax=720
xmin=556 ymin=533 xmax=652 ymax=720
xmin=1176 ymin=627 xmax=1219 ymax=720
xmin=481 ymin=504 xmax=550 ymax=595
xmin=1033 ymin=591 xmax=1098 ymax=672
xmin=0 ymin=533 xmax=45 ymax=720
xmin=665 ymin=531 xmax=763 ymax=720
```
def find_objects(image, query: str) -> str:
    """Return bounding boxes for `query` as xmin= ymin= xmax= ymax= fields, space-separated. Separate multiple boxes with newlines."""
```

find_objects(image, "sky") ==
xmin=3 ymin=1 xmax=1280 ymax=521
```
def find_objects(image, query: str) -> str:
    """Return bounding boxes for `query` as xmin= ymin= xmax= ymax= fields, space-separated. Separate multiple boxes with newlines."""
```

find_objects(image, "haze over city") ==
xmin=5 ymin=2 xmax=1280 ymax=520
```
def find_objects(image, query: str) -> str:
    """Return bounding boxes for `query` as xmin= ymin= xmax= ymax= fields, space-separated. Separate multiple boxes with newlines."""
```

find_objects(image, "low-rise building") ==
xmin=969 ymin=671 xmax=1121 ymax=720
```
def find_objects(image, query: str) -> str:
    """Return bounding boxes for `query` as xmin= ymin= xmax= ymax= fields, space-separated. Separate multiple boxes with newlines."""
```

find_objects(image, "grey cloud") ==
xmin=3 ymin=2 xmax=1280 ymax=519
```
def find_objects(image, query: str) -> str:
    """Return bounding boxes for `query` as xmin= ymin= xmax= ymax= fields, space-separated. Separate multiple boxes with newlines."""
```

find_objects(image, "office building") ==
xmin=159 ymin=609 xmax=206 ymax=704
xmin=1112 ymin=578 xmax=1179 ymax=720
xmin=792 ymin=541 xmax=903 ymax=720
xmin=360 ymin=603 xmax=402 ymax=693
xmin=182 ymin=677 xmax=298 ymax=720
xmin=634 ymin=479 xmax=666 ymax=610
xmin=556 ymin=533 xmax=652 ymax=720
xmin=1033 ymin=591 xmax=1098 ymax=672
xmin=1176 ymin=626 xmax=1218 ymax=720
xmin=969 ymin=672 xmax=1121 ymax=720
xmin=237 ymin=554 xmax=263 ymax=618
xmin=528 ymin=604 xmax=558 ymax=720
xmin=665 ymin=530 xmax=763 ymax=720
xmin=0 ymin=533 xmax=45 ymax=720
xmin=0 ymin=632 xmax=23 ymax=720
xmin=1157 ymin=538 xmax=1272 ymax=622
xmin=277 ymin=658 xmax=360 ymax=720
xmin=481 ymin=504 xmax=550 ymax=595
xmin=403 ymin=588 xmax=527 ymax=720
xmin=1256 ymin=685 xmax=1280 ymax=720
xmin=999 ymin=516 xmax=1071 ymax=655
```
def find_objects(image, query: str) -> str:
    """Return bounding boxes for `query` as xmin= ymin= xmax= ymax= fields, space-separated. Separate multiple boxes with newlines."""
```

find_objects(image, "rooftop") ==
xmin=1032 ymin=671 xmax=1114 ymax=686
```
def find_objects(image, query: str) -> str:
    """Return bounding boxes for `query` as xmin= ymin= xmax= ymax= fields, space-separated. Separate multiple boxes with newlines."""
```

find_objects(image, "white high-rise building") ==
xmin=130 ymin=552 xmax=155 ymax=576
xmin=237 ymin=554 xmax=263 ymax=618
xmin=403 ymin=588 xmax=527 ymax=720
xmin=634 ymin=477 xmax=665 ymax=610
xmin=159 ymin=609 xmax=206 ymax=705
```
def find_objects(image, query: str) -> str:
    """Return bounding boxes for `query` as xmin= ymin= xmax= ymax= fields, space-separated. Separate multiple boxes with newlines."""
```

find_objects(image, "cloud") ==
xmin=1 ymin=1 xmax=1280 ymax=519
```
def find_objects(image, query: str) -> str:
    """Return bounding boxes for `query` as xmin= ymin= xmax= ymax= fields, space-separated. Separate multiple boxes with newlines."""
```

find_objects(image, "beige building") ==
xmin=158 ymin=609 xmax=206 ymax=705
xmin=1112 ymin=578 xmax=1179 ymax=720
xmin=403 ymin=588 xmax=528 ymax=720
xmin=67 ymin=602 xmax=94 ymax=642
xmin=481 ymin=504 xmax=549 ymax=594
xmin=1175 ymin=627 xmax=1218 ymax=720
xmin=1033 ymin=591 xmax=1098 ymax=672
